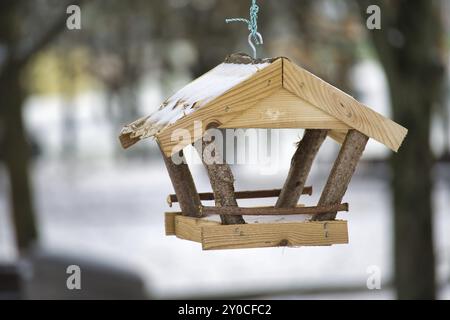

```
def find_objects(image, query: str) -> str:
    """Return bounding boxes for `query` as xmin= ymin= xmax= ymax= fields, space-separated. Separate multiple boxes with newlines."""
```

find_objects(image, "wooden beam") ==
xmin=165 ymin=213 xmax=221 ymax=243
xmin=201 ymin=203 xmax=348 ymax=216
xmin=283 ymin=58 xmax=407 ymax=152
xmin=158 ymin=142 xmax=202 ymax=217
xmin=202 ymin=220 xmax=349 ymax=250
xmin=312 ymin=130 xmax=369 ymax=221
xmin=195 ymin=124 xmax=245 ymax=225
xmin=165 ymin=212 xmax=179 ymax=235
xmin=276 ymin=129 xmax=328 ymax=208
xmin=221 ymin=88 xmax=350 ymax=130
xmin=173 ymin=215 xmax=220 ymax=243
xmin=167 ymin=187 xmax=313 ymax=206
xmin=164 ymin=212 xmax=348 ymax=250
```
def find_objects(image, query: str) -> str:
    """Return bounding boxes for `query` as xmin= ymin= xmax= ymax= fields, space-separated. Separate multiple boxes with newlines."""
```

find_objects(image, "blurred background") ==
xmin=0 ymin=0 xmax=449 ymax=300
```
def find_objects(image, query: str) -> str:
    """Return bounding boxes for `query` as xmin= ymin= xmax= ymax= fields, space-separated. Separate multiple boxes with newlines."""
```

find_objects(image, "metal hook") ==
xmin=248 ymin=32 xmax=263 ymax=59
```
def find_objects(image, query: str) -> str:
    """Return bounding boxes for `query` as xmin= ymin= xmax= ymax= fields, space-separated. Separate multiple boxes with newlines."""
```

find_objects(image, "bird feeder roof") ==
xmin=120 ymin=53 xmax=407 ymax=156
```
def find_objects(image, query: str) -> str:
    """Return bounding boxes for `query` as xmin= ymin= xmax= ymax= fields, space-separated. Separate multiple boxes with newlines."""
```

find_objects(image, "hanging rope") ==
xmin=226 ymin=0 xmax=263 ymax=58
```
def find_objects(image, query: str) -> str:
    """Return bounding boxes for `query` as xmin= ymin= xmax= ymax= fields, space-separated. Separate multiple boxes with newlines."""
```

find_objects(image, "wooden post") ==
xmin=312 ymin=130 xmax=368 ymax=221
xmin=158 ymin=143 xmax=202 ymax=218
xmin=195 ymin=124 xmax=245 ymax=225
xmin=276 ymin=129 xmax=328 ymax=208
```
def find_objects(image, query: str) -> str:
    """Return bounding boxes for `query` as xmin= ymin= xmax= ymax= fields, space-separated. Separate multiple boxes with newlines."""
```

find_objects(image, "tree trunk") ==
xmin=0 ymin=66 xmax=38 ymax=251
xmin=358 ymin=0 xmax=444 ymax=299
xmin=195 ymin=126 xmax=245 ymax=225
xmin=158 ymin=143 xmax=202 ymax=217
xmin=276 ymin=129 xmax=328 ymax=208
xmin=0 ymin=4 xmax=38 ymax=252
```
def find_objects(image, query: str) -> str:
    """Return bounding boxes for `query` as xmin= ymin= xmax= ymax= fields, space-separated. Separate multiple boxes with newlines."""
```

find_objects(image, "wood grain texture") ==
xmin=312 ymin=130 xmax=368 ymax=221
xmin=283 ymin=58 xmax=407 ymax=152
xmin=123 ymin=57 xmax=406 ymax=154
xmin=165 ymin=212 xmax=178 ymax=235
xmin=167 ymin=187 xmax=313 ymax=206
xmin=276 ymin=129 xmax=328 ymax=208
xmin=221 ymin=89 xmax=350 ymax=129
xmin=158 ymin=59 xmax=283 ymax=156
xmin=201 ymin=220 xmax=349 ymax=250
xmin=174 ymin=214 xmax=220 ymax=243
xmin=328 ymin=129 xmax=348 ymax=144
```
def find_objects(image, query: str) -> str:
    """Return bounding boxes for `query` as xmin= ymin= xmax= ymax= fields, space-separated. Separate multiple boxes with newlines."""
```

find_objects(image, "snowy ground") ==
xmin=1 ymin=155 xmax=449 ymax=299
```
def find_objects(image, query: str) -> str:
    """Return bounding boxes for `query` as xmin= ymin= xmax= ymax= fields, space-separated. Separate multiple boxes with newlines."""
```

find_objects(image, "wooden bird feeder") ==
xmin=119 ymin=53 xmax=407 ymax=250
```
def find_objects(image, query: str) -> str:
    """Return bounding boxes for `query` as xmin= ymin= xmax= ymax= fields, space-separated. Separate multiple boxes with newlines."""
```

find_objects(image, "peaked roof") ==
xmin=120 ymin=53 xmax=407 ymax=156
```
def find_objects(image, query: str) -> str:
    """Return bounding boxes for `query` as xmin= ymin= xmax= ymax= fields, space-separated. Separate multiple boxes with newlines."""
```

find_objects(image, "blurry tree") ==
xmin=0 ymin=1 xmax=38 ymax=252
xmin=171 ymin=0 xmax=248 ymax=78
xmin=64 ymin=0 xmax=248 ymax=158
xmin=71 ymin=0 xmax=207 ymax=158
xmin=268 ymin=0 xmax=363 ymax=95
xmin=79 ymin=0 xmax=156 ymax=158
xmin=0 ymin=0 xmax=84 ymax=252
xmin=358 ymin=0 xmax=446 ymax=299
xmin=57 ymin=49 xmax=79 ymax=161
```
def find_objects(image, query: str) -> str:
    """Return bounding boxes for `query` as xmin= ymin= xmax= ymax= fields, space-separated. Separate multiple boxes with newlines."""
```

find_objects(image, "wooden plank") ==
xmin=276 ymin=129 xmax=328 ymax=208
xmin=167 ymin=187 xmax=313 ymax=206
xmin=201 ymin=220 xmax=349 ymax=250
xmin=201 ymin=203 xmax=348 ymax=216
xmin=328 ymin=129 xmax=348 ymax=144
xmin=157 ymin=59 xmax=283 ymax=156
xmin=313 ymin=130 xmax=368 ymax=221
xmin=165 ymin=212 xmax=178 ymax=236
xmin=283 ymin=58 xmax=407 ymax=152
xmin=174 ymin=215 xmax=220 ymax=243
xmin=221 ymin=89 xmax=350 ymax=129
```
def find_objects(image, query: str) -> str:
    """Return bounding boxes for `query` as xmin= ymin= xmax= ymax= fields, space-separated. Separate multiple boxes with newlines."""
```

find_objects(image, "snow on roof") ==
xmin=120 ymin=59 xmax=271 ymax=148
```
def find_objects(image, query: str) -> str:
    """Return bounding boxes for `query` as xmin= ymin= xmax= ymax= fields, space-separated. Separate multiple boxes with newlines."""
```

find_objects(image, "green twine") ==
xmin=226 ymin=0 xmax=261 ymax=45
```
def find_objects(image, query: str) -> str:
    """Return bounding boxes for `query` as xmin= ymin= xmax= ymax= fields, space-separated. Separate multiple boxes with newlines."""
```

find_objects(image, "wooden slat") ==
xmin=174 ymin=214 xmax=220 ymax=243
xmin=157 ymin=59 xmax=283 ymax=156
xmin=165 ymin=212 xmax=178 ymax=236
xmin=167 ymin=187 xmax=313 ymax=206
xmin=201 ymin=203 xmax=349 ymax=216
xmin=165 ymin=213 xmax=348 ymax=250
xmin=201 ymin=220 xmax=349 ymax=250
xmin=283 ymin=58 xmax=407 ymax=152
xmin=221 ymin=88 xmax=350 ymax=129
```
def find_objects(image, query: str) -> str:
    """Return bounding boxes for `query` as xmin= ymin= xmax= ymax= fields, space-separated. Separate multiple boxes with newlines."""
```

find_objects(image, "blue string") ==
xmin=226 ymin=0 xmax=261 ymax=45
